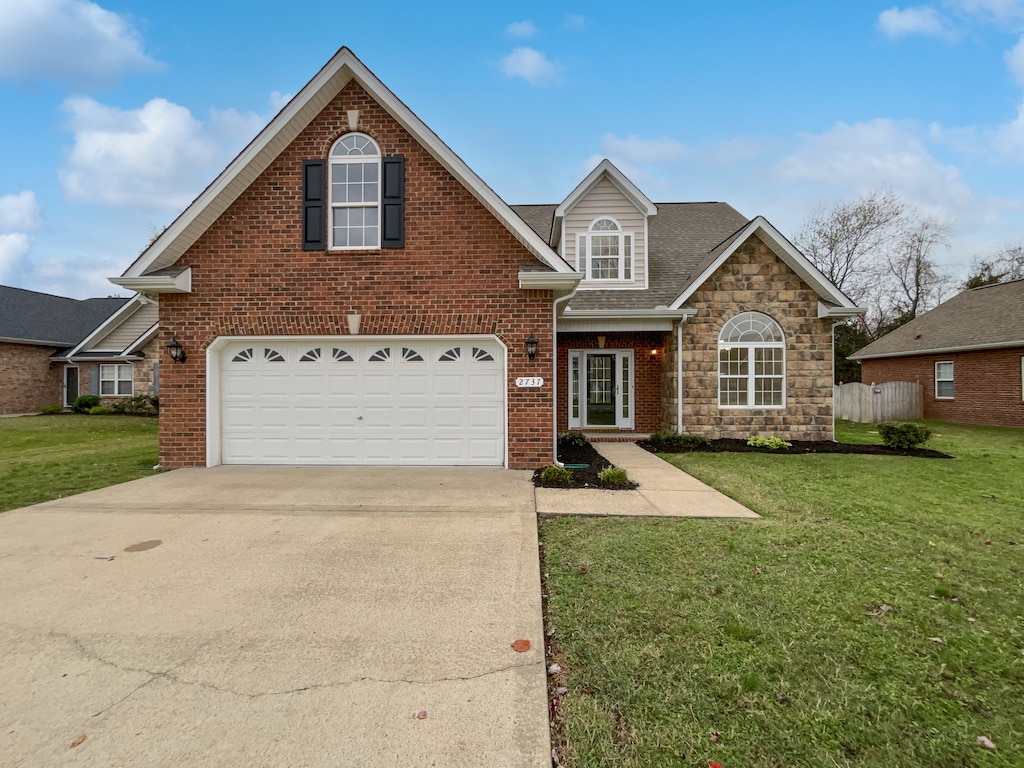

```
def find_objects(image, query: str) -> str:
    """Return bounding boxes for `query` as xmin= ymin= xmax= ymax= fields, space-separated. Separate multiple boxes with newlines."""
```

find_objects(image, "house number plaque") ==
xmin=515 ymin=377 xmax=544 ymax=388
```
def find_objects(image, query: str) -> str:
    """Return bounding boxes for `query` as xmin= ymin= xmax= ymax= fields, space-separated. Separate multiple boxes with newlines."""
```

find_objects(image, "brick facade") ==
xmin=157 ymin=81 xmax=554 ymax=469
xmin=0 ymin=342 xmax=63 ymax=414
xmin=668 ymin=235 xmax=835 ymax=440
xmin=861 ymin=348 xmax=1024 ymax=428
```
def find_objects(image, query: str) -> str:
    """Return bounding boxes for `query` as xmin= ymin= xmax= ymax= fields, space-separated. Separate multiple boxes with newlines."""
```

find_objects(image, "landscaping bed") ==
xmin=533 ymin=440 xmax=638 ymax=489
xmin=638 ymin=437 xmax=953 ymax=458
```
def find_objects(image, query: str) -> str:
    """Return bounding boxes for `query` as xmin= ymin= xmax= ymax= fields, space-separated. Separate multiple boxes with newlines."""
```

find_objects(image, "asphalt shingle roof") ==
xmin=510 ymin=202 xmax=749 ymax=309
xmin=0 ymin=285 xmax=128 ymax=348
xmin=850 ymin=279 xmax=1024 ymax=359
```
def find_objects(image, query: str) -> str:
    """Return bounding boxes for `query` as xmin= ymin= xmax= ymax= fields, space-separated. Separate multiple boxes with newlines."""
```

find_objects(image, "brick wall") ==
xmin=556 ymin=331 xmax=666 ymax=433
xmin=0 ymin=342 xmax=63 ymax=414
xmin=671 ymin=235 xmax=835 ymax=441
xmin=158 ymin=81 xmax=554 ymax=469
xmin=861 ymin=348 xmax=1024 ymax=428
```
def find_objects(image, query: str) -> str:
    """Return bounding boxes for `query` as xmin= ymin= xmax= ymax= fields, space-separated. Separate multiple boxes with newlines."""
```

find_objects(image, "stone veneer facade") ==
xmin=664 ymin=234 xmax=835 ymax=440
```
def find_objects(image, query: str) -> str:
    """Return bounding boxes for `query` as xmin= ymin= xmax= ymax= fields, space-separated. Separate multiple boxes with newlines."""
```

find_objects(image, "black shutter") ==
xmin=381 ymin=155 xmax=405 ymax=249
xmin=302 ymin=160 xmax=326 ymax=250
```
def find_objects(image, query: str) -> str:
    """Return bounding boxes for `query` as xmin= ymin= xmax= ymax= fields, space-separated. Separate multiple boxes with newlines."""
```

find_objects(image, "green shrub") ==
xmin=650 ymin=430 xmax=710 ymax=452
xmin=540 ymin=464 xmax=574 ymax=485
xmin=111 ymin=394 xmax=159 ymax=416
xmin=40 ymin=404 xmax=64 ymax=415
xmin=747 ymin=435 xmax=792 ymax=450
xmin=88 ymin=406 xmax=113 ymax=415
xmin=877 ymin=422 xmax=931 ymax=450
xmin=558 ymin=431 xmax=589 ymax=449
xmin=72 ymin=395 xmax=100 ymax=413
xmin=598 ymin=466 xmax=629 ymax=485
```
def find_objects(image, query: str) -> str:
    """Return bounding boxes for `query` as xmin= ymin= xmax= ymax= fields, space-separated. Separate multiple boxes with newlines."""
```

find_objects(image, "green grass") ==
xmin=540 ymin=421 xmax=1024 ymax=767
xmin=0 ymin=414 xmax=159 ymax=512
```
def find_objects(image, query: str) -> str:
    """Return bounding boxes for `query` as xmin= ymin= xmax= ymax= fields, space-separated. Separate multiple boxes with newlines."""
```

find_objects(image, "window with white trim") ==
xmin=718 ymin=312 xmax=785 ymax=408
xmin=577 ymin=217 xmax=633 ymax=281
xmin=99 ymin=364 xmax=133 ymax=396
xmin=329 ymin=133 xmax=380 ymax=249
xmin=935 ymin=361 xmax=954 ymax=399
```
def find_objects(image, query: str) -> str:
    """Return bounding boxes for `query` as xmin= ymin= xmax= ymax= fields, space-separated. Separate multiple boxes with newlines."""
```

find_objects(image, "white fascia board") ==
xmin=123 ymin=322 xmax=159 ymax=355
xmin=124 ymin=48 xmax=570 ymax=280
xmin=518 ymin=271 xmax=582 ymax=291
xmin=554 ymin=159 xmax=658 ymax=219
xmin=818 ymin=302 xmax=866 ymax=318
xmin=670 ymin=217 xmax=857 ymax=310
xmin=850 ymin=339 xmax=1024 ymax=361
xmin=562 ymin=307 xmax=695 ymax=320
xmin=63 ymin=294 xmax=143 ymax=359
xmin=110 ymin=268 xmax=192 ymax=295
xmin=559 ymin=308 xmax=694 ymax=333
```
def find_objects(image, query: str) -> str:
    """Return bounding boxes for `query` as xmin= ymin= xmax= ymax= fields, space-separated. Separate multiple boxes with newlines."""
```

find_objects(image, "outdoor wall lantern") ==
xmin=525 ymin=335 xmax=539 ymax=361
xmin=166 ymin=335 xmax=187 ymax=363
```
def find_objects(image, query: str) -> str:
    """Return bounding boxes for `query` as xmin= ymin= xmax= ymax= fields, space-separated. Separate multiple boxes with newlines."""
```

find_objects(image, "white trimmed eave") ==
xmin=670 ymin=216 xmax=859 ymax=311
xmin=518 ymin=270 xmax=581 ymax=294
xmin=123 ymin=322 xmax=159 ymax=355
xmin=850 ymin=339 xmax=1024 ymax=361
xmin=559 ymin=306 xmax=695 ymax=332
xmin=818 ymin=302 xmax=867 ymax=318
xmin=554 ymin=159 xmax=657 ymax=220
xmin=111 ymin=268 xmax=192 ymax=295
xmin=63 ymin=294 xmax=144 ymax=359
xmin=120 ymin=48 xmax=570 ymax=282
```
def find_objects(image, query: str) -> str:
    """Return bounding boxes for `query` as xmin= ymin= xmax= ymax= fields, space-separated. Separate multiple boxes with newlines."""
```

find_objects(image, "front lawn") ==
xmin=540 ymin=421 xmax=1024 ymax=767
xmin=0 ymin=415 xmax=159 ymax=512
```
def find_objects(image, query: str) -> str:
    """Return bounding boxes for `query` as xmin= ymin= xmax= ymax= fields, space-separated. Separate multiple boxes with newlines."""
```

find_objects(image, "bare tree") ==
xmin=964 ymin=243 xmax=1024 ymax=288
xmin=884 ymin=215 xmax=955 ymax=317
xmin=795 ymin=188 xmax=907 ymax=302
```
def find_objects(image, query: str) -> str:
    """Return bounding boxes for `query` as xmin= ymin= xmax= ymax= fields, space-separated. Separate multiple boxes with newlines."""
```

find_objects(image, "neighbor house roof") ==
xmin=0 ymin=285 xmax=128 ymax=348
xmin=850 ymin=279 xmax=1024 ymax=360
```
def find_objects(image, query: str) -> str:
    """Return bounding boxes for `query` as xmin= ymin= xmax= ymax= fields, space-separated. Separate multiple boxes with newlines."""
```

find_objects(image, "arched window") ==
xmin=718 ymin=312 xmax=785 ymax=408
xmin=329 ymin=133 xmax=380 ymax=248
xmin=577 ymin=217 xmax=633 ymax=281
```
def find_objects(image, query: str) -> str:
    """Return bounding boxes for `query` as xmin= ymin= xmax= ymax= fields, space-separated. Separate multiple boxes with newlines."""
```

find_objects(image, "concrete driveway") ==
xmin=0 ymin=466 xmax=549 ymax=767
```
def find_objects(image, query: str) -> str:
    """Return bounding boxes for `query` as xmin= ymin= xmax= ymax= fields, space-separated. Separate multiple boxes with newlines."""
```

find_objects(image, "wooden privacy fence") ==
xmin=834 ymin=381 xmax=923 ymax=423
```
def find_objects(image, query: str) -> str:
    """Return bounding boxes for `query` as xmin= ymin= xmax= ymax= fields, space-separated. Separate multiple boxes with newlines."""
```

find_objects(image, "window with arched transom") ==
xmin=577 ymin=217 xmax=633 ymax=281
xmin=329 ymin=133 xmax=380 ymax=248
xmin=718 ymin=312 xmax=785 ymax=408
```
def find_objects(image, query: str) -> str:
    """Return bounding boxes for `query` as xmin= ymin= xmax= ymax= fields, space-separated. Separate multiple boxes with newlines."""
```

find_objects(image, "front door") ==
xmin=569 ymin=349 xmax=634 ymax=429
xmin=63 ymin=366 xmax=79 ymax=408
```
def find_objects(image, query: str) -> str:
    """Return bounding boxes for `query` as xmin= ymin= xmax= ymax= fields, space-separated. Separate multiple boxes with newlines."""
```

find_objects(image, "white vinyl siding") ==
xmin=935 ymin=361 xmax=954 ymax=399
xmin=563 ymin=177 xmax=646 ymax=289
xmin=87 ymin=302 xmax=158 ymax=351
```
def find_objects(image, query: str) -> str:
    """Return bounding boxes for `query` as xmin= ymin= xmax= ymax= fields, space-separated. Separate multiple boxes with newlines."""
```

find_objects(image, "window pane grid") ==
xmin=329 ymin=133 xmax=380 ymax=248
xmin=719 ymin=314 xmax=784 ymax=408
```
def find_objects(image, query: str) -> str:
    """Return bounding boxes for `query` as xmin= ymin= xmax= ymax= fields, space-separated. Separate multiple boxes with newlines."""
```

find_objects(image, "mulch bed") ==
xmin=637 ymin=438 xmax=953 ymax=459
xmin=532 ymin=440 xmax=639 ymax=490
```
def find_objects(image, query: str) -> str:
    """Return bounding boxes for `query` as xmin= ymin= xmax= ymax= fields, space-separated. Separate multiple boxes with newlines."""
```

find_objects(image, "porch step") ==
xmin=583 ymin=432 xmax=650 ymax=443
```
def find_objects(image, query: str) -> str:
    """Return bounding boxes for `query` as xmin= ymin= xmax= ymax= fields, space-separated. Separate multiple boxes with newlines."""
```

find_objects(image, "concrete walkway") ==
xmin=536 ymin=442 xmax=759 ymax=519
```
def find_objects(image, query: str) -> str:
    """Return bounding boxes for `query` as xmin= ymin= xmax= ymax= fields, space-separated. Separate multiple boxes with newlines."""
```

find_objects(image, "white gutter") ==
xmin=110 ymin=267 xmax=192 ymax=294
xmin=551 ymin=287 xmax=579 ymax=468
xmin=850 ymin=338 xmax=1024 ymax=361
xmin=518 ymin=271 xmax=581 ymax=291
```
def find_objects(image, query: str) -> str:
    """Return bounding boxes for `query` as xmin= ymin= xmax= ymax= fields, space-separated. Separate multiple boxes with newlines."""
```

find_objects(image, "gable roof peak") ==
xmin=555 ymin=159 xmax=657 ymax=219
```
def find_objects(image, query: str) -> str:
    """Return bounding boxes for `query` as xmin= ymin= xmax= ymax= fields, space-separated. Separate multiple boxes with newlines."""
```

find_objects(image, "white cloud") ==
xmin=269 ymin=91 xmax=294 ymax=112
xmin=22 ymin=253 xmax=128 ymax=299
xmin=563 ymin=14 xmax=586 ymax=29
xmin=0 ymin=0 xmax=159 ymax=87
xmin=775 ymin=119 xmax=972 ymax=217
xmin=505 ymin=20 xmax=537 ymax=37
xmin=599 ymin=134 xmax=689 ymax=164
xmin=58 ymin=95 xmax=271 ymax=211
xmin=992 ymin=98 xmax=1024 ymax=156
xmin=499 ymin=47 xmax=559 ymax=86
xmin=1006 ymin=36 xmax=1024 ymax=84
xmin=0 ymin=233 xmax=31 ymax=283
xmin=877 ymin=6 xmax=955 ymax=38
xmin=953 ymin=0 xmax=1024 ymax=24
xmin=0 ymin=191 xmax=43 ymax=231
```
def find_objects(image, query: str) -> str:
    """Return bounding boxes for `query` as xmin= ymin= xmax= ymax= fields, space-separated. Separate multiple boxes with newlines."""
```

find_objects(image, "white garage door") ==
xmin=219 ymin=338 xmax=505 ymax=465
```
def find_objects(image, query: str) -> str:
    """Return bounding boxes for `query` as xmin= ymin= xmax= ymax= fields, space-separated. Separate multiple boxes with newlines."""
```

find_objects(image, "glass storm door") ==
xmin=569 ymin=350 xmax=634 ymax=429
xmin=64 ymin=366 xmax=79 ymax=408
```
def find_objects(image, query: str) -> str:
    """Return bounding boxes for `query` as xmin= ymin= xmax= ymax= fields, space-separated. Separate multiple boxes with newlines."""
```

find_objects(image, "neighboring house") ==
xmin=0 ymin=286 xmax=159 ymax=414
xmin=110 ymin=48 xmax=861 ymax=470
xmin=850 ymin=280 xmax=1024 ymax=428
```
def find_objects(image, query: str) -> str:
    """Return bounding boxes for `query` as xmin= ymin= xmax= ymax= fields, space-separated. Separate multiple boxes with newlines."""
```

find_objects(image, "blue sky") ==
xmin=2 ymin=0 xmax=1024 ymax=298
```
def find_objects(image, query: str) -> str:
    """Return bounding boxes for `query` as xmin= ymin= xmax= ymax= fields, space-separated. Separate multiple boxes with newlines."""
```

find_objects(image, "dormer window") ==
xmin=578 ymin=218 xmax=633 ymax=281
xmin=329 ymin=133 xmax=380 ymax=249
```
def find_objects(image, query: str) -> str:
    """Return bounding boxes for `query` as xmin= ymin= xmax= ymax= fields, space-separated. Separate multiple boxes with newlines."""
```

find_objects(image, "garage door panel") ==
xmin=220 ymin=338 xmax=505 ymax=466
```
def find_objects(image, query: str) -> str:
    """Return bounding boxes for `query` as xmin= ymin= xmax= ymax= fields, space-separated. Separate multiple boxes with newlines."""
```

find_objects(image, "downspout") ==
xmin=831 ymin=321 xmax=839 ymax=442
xmin=677 ymin=320 xmax=684 ymax=433
xmin=552 ymin=287 xmax=579 ymax=467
